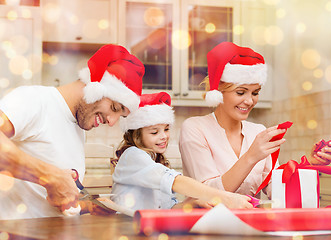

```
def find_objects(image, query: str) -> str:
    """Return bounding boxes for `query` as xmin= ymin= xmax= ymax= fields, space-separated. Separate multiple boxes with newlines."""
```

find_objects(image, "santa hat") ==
xmin=120 ymin=92 xmax=174 ymax=132
xmin=79 ymin=44 xmax=145 ymax=113
xmin=205 ymin=42 xmax=267 ymax=107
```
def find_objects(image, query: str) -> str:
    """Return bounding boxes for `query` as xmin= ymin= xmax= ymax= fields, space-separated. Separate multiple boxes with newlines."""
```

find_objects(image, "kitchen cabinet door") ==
xmin=118 ymin=0 xmax=179 ymax=97
xmin=178 ymin=0 xmax=240 ymax=106
xmin=41 ymin=0 xmax=117 ymax=44
xmin=118 ymin=0 xmax=242 ymax=106
xmin=0 ymin=5 xmax=42 ymax=98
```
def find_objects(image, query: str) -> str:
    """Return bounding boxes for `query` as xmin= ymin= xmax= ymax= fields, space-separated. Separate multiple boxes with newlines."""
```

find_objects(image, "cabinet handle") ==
xmin=174 ymin=93 xmax=180 ymax=96
xmin=182 ymin=93 xmax=188 ymax=97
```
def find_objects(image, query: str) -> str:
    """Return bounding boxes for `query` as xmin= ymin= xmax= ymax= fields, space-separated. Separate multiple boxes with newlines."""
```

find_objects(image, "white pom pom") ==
xmin=205 ymin=90 xmax=223 ymax=107
xmin=78 ymin=67 xmax=91 ymax=84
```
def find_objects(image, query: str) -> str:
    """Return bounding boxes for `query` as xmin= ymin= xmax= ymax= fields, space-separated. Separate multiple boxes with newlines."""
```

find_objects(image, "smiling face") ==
xmin=75 ymin=97 xmax=130 ymax=131
xmin=221 ymin=83 xmax=261 ymax=121
xmin=140 ymin=124 xmax=170 ymax=154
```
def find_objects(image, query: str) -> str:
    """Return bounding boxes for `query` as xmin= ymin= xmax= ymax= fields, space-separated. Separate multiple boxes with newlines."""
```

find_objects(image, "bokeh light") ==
xmin=276 ymin=8 xmax=286 ymax=18
xmin=144 ymin=7 xmax=165 ymax=27
xmin=301 ymin=49 xmax=321 ymax=69
xmin=172 ymin=30 xmax=191 ymax=50
xmin=0 ymin=78 xmax=9 ymax=89
xmin=233 ymin=25 xmax=244 ymax=35
xmin=205 ymin=23 xmax=216 ymax=33
xmin=292 ymin=234 xmax=304 ymax=240
xmin=313 ymin=68 xmax=323 ymax=78
xmin=69 ymin=14 xmax=79 ymax=25
xmin=118 ymin=235 xmax=129 ymax=240
xmin=264 ymin=26 xmax=283 ymax=45
xmin=98 ymin=19 xmax=109 ymax=30
xmin=7 ymin=10 xmax=18 ymax=21
xmin=302 ymin=81 xmax=313 ymax=91
xmin=296 ymin=23 xmax=306 ymax=34
xmin=48 ymin=55 xmax=59 ymax=66
xmin=20 ymin=9 xmax=31 ymax=19
xmin=16 ymin=203 xmax=27 ymax=214
xmin=158 ymin=233 xmax=169 ymax=240
xmin=307 ymin=120 xmax=318 ymax=129
xmin=22 ymin=69 xmax=33 ymax=80
xmin=124 ymin=193 xmax=135 ymax=208
xmin=0 ymin=232 xmax=9 ymax=240
xmin=326 ymin=1 xmax=331 ymax=11
xmin=9 ymin=55 xmax=29 ymax=75
xmin=183 ymin=203 xmax=193 ymax=213
xmin=43 ymin=3 xmax=61 ymax=24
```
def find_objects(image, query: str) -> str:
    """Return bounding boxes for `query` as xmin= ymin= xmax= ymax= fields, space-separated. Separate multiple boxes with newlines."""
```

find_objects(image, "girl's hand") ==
xmin=308 ymin=141 xmax=331 ymax=165
xmin=172 ymin=197 xmax=214 ymax=209
xmin=216 ymin=192 xmax=253 ymax=209
xmin=245 ymin=126 xmax=286 ymax=165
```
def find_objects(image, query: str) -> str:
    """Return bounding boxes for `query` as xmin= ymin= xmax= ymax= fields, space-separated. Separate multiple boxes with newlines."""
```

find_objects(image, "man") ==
xmin=0 ymin=44 xmax=144 ymax=219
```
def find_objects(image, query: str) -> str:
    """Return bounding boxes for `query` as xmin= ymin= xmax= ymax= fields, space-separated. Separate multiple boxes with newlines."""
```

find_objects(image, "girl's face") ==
xmin=221 ymin=84 xmax=261 ymax=121
xmin=141 ymin=124 xmax=170 ymax=154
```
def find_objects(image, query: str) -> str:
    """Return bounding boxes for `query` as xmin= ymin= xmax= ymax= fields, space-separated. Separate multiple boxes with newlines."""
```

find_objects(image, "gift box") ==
xmin=271 ymin=168 xmax=319 ymax=208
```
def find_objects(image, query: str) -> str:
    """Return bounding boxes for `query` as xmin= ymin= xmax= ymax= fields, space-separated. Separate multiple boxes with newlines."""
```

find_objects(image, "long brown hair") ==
xmin=116 ymin=129 xmax=170 ymax=167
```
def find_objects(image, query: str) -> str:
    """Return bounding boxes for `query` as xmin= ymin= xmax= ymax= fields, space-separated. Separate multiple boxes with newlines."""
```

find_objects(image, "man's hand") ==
xmin=43 ymin=169 xmax=80 ymax=213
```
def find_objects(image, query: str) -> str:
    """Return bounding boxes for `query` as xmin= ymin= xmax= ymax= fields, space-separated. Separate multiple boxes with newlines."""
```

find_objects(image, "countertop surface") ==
xmin=0 ymin=214 xmax=331 ymax=240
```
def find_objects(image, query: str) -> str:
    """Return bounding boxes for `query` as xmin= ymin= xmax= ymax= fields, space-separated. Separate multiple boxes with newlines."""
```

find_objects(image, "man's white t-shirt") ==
xmin=0 ymin=86 xmax=85 ymax=219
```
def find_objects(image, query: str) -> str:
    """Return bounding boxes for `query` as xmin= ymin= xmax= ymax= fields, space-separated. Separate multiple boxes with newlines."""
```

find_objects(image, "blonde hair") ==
xmin=116 ymin=129 xmax=170 ymax=167
xmin=201 ymin=75 xmax=239 ymax=99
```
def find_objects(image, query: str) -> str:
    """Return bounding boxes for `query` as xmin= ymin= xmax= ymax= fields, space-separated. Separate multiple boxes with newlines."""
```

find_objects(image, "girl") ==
xmin=179 ymin=42 xmax=331 ymax=199
xmin=111 ymin=92 xmax=252 ymax=211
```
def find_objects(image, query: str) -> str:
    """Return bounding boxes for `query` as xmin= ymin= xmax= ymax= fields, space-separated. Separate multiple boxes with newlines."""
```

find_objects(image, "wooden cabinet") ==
xmin=0 ymin=5 xmax=42 ymax=98
xmin=41 ymin=0 xmax=117 ymax=44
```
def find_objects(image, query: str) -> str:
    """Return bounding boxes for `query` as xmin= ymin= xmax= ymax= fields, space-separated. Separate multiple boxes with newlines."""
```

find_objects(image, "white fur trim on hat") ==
xmin=222 ymin=63 xmax=267 ymax=85
xmin=205 ymin=90 xmax=223 ymax=107
xmin=79 ymin=67 xmax=140 ymax=113
xmin=120 ymin=104 xmax=174 ymax=132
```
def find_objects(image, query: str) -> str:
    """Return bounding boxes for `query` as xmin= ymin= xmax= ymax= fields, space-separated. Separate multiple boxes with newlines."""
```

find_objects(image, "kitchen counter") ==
xmin=0 ymin=214 xmax=330 ymax=240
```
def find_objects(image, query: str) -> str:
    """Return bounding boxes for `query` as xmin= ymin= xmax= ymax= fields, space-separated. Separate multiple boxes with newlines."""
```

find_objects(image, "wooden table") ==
xmin=0 ymin=214 xmax=330 ymax=240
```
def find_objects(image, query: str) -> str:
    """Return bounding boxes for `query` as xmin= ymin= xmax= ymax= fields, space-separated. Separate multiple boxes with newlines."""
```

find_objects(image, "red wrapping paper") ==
xmin=134 ymin=207 xmax=331 ymax=235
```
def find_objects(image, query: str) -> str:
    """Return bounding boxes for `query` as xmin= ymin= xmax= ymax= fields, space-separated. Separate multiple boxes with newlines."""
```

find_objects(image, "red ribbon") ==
xmin=254 ymin=121 xmax=293 ymax=196
xmin=314 ymin=139 xmax=331 ymax=152
xmin=277 ymin=155 xmax=331 ymax=208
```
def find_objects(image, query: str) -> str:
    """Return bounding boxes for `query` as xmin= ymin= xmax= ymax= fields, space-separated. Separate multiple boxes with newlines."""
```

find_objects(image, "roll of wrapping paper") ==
xmin=134 ymin=207 xmax=331 ymax=235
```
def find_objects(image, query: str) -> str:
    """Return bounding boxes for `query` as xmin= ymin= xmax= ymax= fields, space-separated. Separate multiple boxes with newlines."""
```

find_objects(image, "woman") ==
xmin=179 ymin=42 xmax=331 ymax=199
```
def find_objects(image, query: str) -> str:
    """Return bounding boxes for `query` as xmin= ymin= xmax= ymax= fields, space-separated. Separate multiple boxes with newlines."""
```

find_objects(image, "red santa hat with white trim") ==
xmin=205 ymin=42 xmax=267 ymax=107
xmin=79 ymin=44 xmax=145 ymax=113
xmin=120 ymin=91 xmax=174 ymax=132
